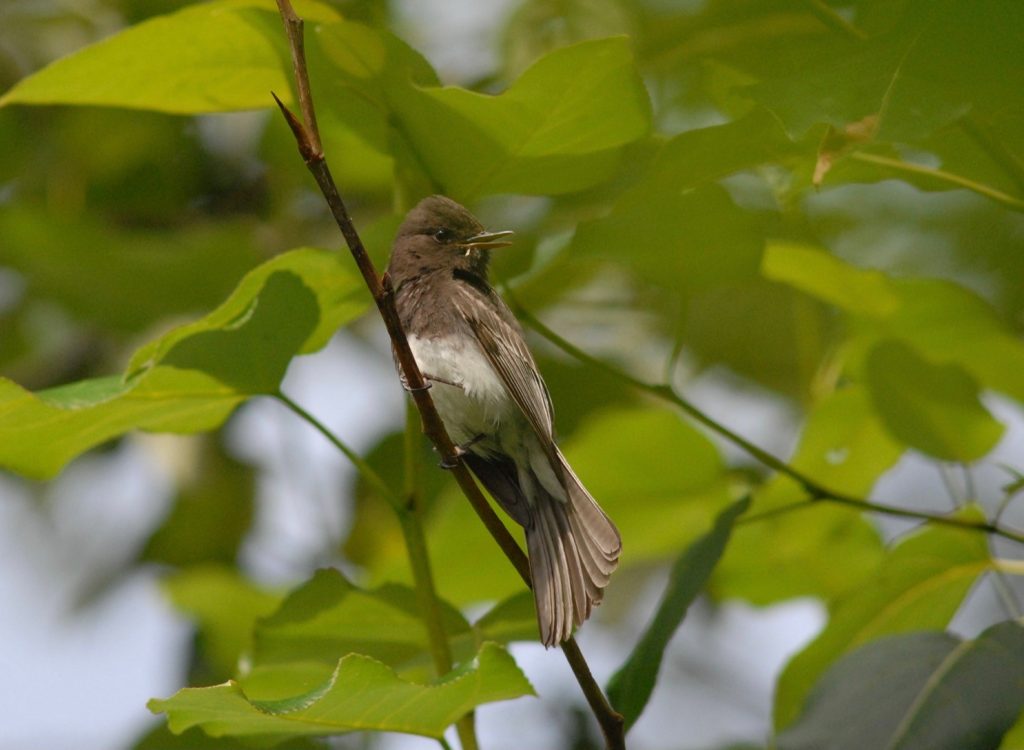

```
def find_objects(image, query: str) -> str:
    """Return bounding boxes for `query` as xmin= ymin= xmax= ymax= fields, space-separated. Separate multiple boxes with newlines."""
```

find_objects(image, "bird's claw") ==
xmin=438 ymin=444 xmax=466 ymax=470
xmin=438 ymin=434 xmax=484 ymax=469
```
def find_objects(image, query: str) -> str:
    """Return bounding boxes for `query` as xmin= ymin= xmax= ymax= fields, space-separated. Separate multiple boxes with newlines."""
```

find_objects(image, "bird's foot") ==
xmin=438 ymin=434 xmax=485 ymax=469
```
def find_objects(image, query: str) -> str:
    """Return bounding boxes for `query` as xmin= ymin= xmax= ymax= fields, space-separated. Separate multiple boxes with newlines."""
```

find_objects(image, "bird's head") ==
xmin=388 ymin=195 xmax=514 ymax=284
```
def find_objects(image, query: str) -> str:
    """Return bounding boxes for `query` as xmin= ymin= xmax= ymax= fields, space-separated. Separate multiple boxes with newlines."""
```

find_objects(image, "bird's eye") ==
xmin=433 ymin=227 xmax=454 ymax=243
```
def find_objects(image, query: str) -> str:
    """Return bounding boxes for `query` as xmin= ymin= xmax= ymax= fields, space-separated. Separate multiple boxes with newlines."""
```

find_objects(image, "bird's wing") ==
xmin=453 ymin=285 xmax=556 ymax=446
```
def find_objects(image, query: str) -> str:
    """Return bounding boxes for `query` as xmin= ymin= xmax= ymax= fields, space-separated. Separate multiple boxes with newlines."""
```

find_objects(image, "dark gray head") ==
xmin=387 ymin=195 xmax=513 ymax=286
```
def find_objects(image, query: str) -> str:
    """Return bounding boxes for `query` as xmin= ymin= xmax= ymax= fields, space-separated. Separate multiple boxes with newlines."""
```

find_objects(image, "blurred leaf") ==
xmin=150 ymin=642 xmax=533 ymax=741
xmin=608 ymin=496 xmax=750 ymax=730
xmin=472 ymin=591 xmax=538 ymax=646
xmin=343 ymin=429 xmax=434 ymax=570
xmin=134 ymin=724 xmax=320 ymax=750
xmin=501 ymin=0 xmax=636 ymax=78
xmin=143 ymin=439 xmax=255 ymax=567
xmin=0 ymin=208 xmax=263 ymax=334
xmin=393 ymin=36 xmax=652 ymax=199
xmin=637 ymin=108 xmax=798 ymax=190
xmin=164 ymin=566 xmax=284 ymax=680
xmin=999 ymin=712 xmax=1024 ymax=750
xmin=762 ymin=241 xmax=899 ymax=318
xmin=745 ymin=0 xmax=1023 ymax=144
xmin=764 ymin=243 xmax=1024 ymax=404
xmin=310 ymin=18 xmax=439 ymax=159
xmin=714 ymin=388 xmax=897 ymax=603
xmin=865 ymin=339 xmax=1005 ymax=462
xmin=251 ymin=568 xmax=471 ymax=683
xmin=572 ymin=182 xmax=764 ymax=296
xmin=777 ymin=621 xmax=1024 ymax=750
xmin=774 ymin=508 xmax=992 ymax=729
xmin=0 ymin=0 xmax=340 ymax=112
xmin=0 ymin=248 xmax=366 ymax=479
xmin=683 ymin=278 xmax=831 ymax=398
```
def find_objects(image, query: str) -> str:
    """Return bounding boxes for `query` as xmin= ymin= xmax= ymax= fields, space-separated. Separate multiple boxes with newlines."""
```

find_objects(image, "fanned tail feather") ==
xmin=526 ymin=449 xmax=621 ymax=646
xmin=464 ymin=449 xmax=621 ymax=647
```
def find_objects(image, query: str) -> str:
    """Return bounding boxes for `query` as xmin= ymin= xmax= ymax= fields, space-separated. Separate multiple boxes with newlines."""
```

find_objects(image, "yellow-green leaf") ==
xmin=149 ymin=642 xmax=533 ymax=741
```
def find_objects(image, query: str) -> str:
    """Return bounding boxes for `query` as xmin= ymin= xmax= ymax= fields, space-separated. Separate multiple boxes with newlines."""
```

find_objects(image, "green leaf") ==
xmin=762 ymin=241 xmax=900 ymax=318
xmin=865 ymin=339 xmax=1005 ymax=462
xmin=164 ymin=566 xmax=284 ymax=680
xmin=0 ymin=1 xmax=341 ymax=113
xmin=0 ymin=248 xmax=366 ymax=479
xmin=714 ymin=388 xmax=895 ymax=603
xmin=150 ymin=642 xmax=533 ymax=741
xmin=763 ymin=243 xmax=1024 ymax=405
xmin=607 ymin=496 xmax=750 ymax=730
xmin=391 ymin=36 xmax=651 ymax=198
xmin=774 ymin=509 xmax=992 ymax=730
xmin=777 ymin=621 xmax=1024 ymax=750
xmin=251 ymin=569 xmax=471 ymax=682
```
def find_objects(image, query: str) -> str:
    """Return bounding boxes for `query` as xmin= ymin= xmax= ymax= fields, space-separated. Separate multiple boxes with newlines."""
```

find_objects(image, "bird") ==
xmin=386 ymin=194 xmax=621 ymax=647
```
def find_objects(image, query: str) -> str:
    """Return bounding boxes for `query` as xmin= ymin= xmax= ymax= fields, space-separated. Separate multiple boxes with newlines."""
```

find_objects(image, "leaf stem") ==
xmin=800 ymin=0 xmax=867 ymax=40
xmin=849 ymin=152 xmax=1024 ymax=212
xmin=274 ymin=390 xmax=399 ymax=508
xmin=270 ymin=4 xmax=625 ymax=747
xmin=993 ymin=559 xmax=1024 ymax=577
xmin=506 ymin=291 xmax=1024 ymax=548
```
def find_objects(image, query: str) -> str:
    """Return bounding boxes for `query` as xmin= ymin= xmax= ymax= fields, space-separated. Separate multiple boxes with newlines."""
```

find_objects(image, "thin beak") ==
xmin=463 ymin=229 xmax=514 ymax=249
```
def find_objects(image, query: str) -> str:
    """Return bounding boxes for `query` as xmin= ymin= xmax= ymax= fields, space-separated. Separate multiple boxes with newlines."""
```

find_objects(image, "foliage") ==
xmin=2 ymin=0 xmax=1023 ymax=748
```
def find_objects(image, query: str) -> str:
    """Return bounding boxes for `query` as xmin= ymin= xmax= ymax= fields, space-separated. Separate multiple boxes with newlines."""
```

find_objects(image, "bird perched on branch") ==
xmin=387 ymin=195 xmax=621 ymax=647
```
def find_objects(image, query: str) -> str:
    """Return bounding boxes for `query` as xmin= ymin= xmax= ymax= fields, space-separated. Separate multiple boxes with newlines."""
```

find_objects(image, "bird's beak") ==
xmin=463 ymin=229 xmax=514 ymax=250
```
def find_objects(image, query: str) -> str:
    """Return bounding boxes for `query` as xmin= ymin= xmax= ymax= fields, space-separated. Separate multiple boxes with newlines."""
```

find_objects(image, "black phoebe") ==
xmin=387 ymin=195 xmax=621 ymax=647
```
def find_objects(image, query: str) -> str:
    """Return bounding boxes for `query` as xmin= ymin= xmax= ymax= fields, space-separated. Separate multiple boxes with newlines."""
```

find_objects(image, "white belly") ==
xmin=408 ymin=334 xmax=513 ymax=449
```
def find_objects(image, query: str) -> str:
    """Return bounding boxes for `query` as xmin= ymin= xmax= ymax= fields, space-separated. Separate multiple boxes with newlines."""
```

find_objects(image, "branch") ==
xmin=506 ymin=291 xmax=1024 ymax=548
xmin=271 ymin=4 xmax=624 ymax=748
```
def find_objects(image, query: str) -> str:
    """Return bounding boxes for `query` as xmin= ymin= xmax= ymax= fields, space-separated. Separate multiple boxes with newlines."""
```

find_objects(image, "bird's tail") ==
xmin=526 ymin=449 xmax=621 ymax=647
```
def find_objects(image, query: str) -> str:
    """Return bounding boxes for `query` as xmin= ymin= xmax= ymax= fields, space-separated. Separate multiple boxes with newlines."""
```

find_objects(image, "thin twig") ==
xmin=506 ymin=291 xmax=1024 ymax=548
xmin=271 ymin=4 xmax=625 ymax=747
xmin=276 ymin=0 xmax=321 ymax=157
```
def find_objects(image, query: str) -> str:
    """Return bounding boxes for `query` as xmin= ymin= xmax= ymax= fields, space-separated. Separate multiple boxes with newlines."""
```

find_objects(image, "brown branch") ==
xmin=271 ymin=3 xmax=624 ymax=748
